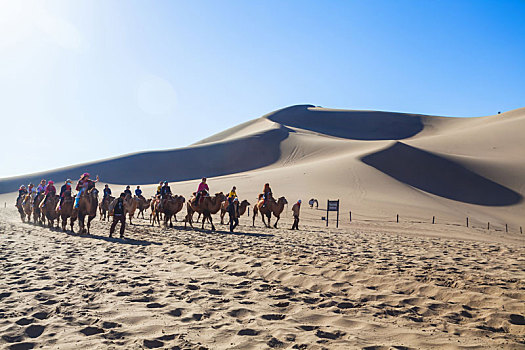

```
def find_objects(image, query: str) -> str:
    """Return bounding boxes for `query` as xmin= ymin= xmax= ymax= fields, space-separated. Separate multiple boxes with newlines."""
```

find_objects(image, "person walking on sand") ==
xmin=110 ymin=193 xmax=126 ymax=238
xmin=228 ymin=197 xmax=239 ymax=232
xmin=291 ymin=200 xmax=301 ymax=230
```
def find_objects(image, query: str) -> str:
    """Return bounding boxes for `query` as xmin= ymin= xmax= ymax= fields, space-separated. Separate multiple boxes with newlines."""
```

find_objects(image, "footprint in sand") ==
xmin=146 ymin=302 xmax=164 ymax=309
xmin=80 ymin=326 xmax=104 ymax=336
xmin=15 ymin=318 xmax=33 ymax=326
xmin=32 ymin=311 xmax=49 ymax=320
xmin=315 ymin=329 xmax=345 ymax=340
xmin=510 ymin=314 xmax=525 ymax=325
xmin=24 ymin=325 xmax=45 ymax=338
xmin=7 ymin=343 xmax=35 ymax=350
xmin=143 ymin=339 xmax=164 ymax=348
xmin=168 ymin=308 xmax=184 ymax=317
xmin=237 ymin=329 xmax=259 ymax=336
xmin=261 ymin=314 xmax=285 ymax=321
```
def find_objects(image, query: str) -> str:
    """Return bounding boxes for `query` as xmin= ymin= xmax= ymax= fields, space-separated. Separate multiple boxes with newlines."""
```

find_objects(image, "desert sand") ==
xmin=1 ymin=105 xmax=524 ymax=349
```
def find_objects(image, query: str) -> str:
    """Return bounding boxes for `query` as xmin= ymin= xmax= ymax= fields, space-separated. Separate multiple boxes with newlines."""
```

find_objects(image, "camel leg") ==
xmin=208 ymin=214 xmax=216 ymax=231
xmin=273 ymin=216 xmax=280 ymax=229
xmin=174 ymin=214 xmax=177 ymax=222
xmin=220 ymin=211 xmax=224 ymax=225
xmin=87 ymin=215 xmax=94 ymax=234
xmin=252 ymin=207 xmax=258 ymax=227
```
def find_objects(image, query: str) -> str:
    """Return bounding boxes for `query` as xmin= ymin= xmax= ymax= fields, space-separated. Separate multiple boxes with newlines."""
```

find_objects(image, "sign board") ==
xmin=326 ymin=199 xmax=340 ymax=228
xmin=328 ymin=200 xmax=339 ymax=211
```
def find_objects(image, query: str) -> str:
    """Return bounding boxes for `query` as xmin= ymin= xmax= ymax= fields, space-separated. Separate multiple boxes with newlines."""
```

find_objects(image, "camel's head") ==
xmin=278 ymin=196 xmax=288 ymax=205
xmin=241 ymin=199 xmax=250 ymax=206
xmin=91 ymin=188 xmax=99 ymax=198
xmin=178 ymin=196 xmax=186 ymax=203
xmin=215 ymin=192 xmax=226 ymax=201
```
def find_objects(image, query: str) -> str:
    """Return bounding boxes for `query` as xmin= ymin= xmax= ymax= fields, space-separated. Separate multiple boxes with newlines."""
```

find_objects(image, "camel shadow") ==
xmin=183 ymin=226 xmax=274 ymax=238
xmin=65 ymin=231 xmax=161 ymax=246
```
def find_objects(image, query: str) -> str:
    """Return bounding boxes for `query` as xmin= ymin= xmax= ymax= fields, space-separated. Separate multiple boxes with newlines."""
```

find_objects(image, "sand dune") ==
xmin=1 ymin=105 xmax=524 ymax=228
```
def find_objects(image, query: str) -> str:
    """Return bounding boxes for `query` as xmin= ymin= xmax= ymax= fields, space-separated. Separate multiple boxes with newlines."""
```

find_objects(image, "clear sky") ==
xmin=1 ymin=0 xmax=524 ymax=178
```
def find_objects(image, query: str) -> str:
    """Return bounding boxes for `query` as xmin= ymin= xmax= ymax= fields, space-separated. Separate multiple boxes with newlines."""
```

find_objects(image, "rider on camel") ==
xmin=25 ymin=179 xmax=45 ymax=205
xmin=135 ymin=185 xmax=144 ymax=199
xmin=262 ymin=183 xmax=272 ymax=208
xmin=59 ymin=179 xmax=72 ymax=208
xmin=74 ymin=173 xmax=99 ymax=209
xmin=227 ymin=186 xmax=237 ymax=204
xmin=195 ymin=178 xmax=209 ymax=205
xmin=18 ymin=185 xmax=27 ymax=200
xmin=42 ymin=180 xmax=56 ymax=207
xmin=159 ymin=181 xmax=172 ymax=209
xmin=103 ymin=184 xmax=112 ymax=199
xmin=124 ymin=185 xmax=132 ymax=198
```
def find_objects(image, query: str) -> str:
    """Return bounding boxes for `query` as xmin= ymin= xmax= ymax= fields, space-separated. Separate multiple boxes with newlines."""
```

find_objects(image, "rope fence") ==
xmin=308 ymin=205 xmax=523 ymax=235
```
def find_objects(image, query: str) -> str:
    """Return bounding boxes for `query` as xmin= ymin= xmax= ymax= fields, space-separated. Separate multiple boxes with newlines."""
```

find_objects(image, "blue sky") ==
xmin=1 ymin=0 xmax=524 ymax=178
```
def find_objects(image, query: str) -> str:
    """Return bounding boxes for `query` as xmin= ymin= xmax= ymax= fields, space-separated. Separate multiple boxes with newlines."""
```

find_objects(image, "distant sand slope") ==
xmin=1 ymin=105 xmax=524 ymax=225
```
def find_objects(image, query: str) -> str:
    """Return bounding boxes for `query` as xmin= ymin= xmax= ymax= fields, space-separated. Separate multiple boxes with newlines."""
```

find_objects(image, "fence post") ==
xmin=505 ymin=224 xmax=508 ymax=233
xmin=487 ymin=222 xmax=490 ymax=230
xmin=466 ymin=217 xmax=469 ymax=227
xmin=396 ymin=214 xmax=399 ymax=223
xmin=248 ymin=207 xmax=250 ymax=217
xmin=432 ymin=216 xmax=435 ymax=224
xmin=349 ymin=211 xmax=351 ymax=222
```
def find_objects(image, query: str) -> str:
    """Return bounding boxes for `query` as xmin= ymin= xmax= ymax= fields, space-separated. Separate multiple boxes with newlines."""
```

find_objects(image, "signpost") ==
xmin=326 ymin=200 xmax=340 ymax=228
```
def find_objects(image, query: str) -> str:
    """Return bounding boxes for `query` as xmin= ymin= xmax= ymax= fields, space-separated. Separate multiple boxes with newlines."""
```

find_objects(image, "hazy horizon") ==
xmin=1 ymin=0 xmax=524 ymax=178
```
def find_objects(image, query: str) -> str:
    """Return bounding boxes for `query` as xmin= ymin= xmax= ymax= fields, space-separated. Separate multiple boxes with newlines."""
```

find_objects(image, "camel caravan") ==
xmin=15 ymin=174 xmax=290 ymax=237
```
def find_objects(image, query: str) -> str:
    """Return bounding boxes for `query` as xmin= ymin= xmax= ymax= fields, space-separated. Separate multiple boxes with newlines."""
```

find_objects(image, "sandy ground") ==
xmin=1 ymin=205 xmax=524 ymax=350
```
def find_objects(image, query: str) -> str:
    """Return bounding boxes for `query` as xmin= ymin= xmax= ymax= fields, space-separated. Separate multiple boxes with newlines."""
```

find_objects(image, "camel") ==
xmin=41 ymin=194 xmax=60 ymax=228
xmin=15 ymin=196 xmax=26 ymax=222
xmin=150 ymin=198 xmax=161 ymax=226
xmin=184 ymin=192 xmax=226 ymax=231
xmin=220 ymin=199 xmax=250 ymax=224
xmin=57 ymin=194 xmax=74 ymax=231
xmin=309 ymin=198 xmax=319 ymax=209
xmin=71 ymin=188 xmax=99 ymax=234
xmin=157 ymin=195 xmax=185 ymax=227
xmin=252 ymin=195 xmax=288 ymax=228
xmin=22 ymin=194 xmax=33 ymax=223
xmin=99 ymin=195 xmax=114 ymax=221
xmin=136 ymin=196 xmax=152 ymax=219
xmin=32 ymin=193 xmax=44 ymax=225
xmin=123 ymin=195 xmax=139 ymax=225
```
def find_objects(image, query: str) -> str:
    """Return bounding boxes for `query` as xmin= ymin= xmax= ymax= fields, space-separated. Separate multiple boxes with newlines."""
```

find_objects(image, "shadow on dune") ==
xmin=0 ymin=127 xmax=288 ymax=194
xmin=266 ymin=105 xmax=424 ymax=140
xmin=66 ymin=232 xmax=161 ymax=246
xmin=361 ymin=142 xmax=522 ymax=206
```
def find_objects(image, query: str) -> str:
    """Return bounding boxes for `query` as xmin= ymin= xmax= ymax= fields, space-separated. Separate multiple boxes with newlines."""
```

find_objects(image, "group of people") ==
xmin=17 ymin=174 xmax=303 ymax=236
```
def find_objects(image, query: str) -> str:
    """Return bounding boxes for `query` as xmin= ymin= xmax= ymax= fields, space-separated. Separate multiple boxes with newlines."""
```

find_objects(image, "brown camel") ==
xmin=159 ymin=195 xmax=185 ymax=227
xmin=99 ymin=195 xmax=114 ymax=221
xmin=252 ymin=196 xmax=288 ymax=228
xmin=15 ymin=196 xmax=26 ymax=222
xmin=71 ymin=188 xmax=99 ymax=234
xmin=150 ymin=198 xmax=161 ymax=226
xmin=185 ymin=192 xmax=226 ymax=231
xmin=41 ymin=194 xmax=60 ymax=228
xmin=32 ymin=193 xmax=44 ymax=225
xmin=123 ymin=195 xmax=139 ymax=225
xmin=137 ymin=196 xmax=152 ymax=219
xmin=21 ymin=194 xmax=32 ymax=223
xmin=220 ymin=199 xmax=250 ymax=224
xmin=57 ymin=194 xmax=74 ymax=231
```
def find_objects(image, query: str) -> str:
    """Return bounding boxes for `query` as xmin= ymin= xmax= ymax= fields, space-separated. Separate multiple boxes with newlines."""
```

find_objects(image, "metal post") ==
xmin=336 ymin=201 xmax=339 ymax=228
xmin=505 ymin=224 xmax=508 ymax=233
xmin=466 ymin=217 xmax=469 ymax=227
xmin=432 ymin=216 xmax=435 ymax=224
xmin=349 ymin=211 xmax=352 ymax=222
xmin=326 ymin=200 xmax=329 ymax=227
xmin=396 ymin=214 xmax=399 ymax=223
xmin=487 ymin=222 xmax=490 ymax=230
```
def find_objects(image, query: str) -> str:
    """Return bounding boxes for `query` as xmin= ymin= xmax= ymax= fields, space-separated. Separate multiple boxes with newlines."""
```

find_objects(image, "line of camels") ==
xmin=15 ymin=188 xmax=288 ymax=235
